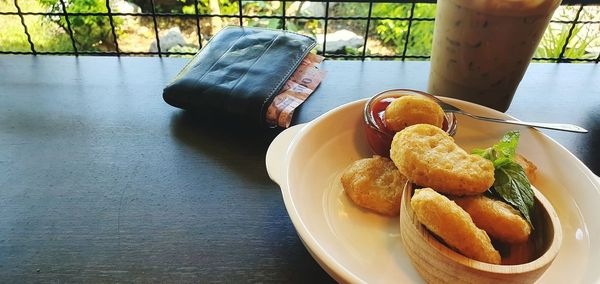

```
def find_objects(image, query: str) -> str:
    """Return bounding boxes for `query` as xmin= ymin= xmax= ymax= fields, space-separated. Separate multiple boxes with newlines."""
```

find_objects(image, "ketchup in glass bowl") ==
xmin=363 ymin=89 xmax=458 ymax=157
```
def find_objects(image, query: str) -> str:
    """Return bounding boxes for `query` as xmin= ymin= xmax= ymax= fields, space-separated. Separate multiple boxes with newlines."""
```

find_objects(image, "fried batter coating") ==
xmin=411 ymin=188 xmax=501 ymax=264
xmin=515 ymin=154 xmax=538 ymax=183
xmin=390 ymin=124 xmax=494 ymax=196
xmin=453 ymin=195 xmax=532 ymax=244
xmin=341 ymin=156 xmax=408 ymax=216
xmin=384 ymin=95 xmax=446 ymax=132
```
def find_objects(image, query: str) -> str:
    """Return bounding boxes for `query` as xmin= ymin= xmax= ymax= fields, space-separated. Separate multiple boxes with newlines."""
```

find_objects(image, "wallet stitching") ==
xmin=259 ymin=36 xmax=316 ymax=126
xmin=250 ymin=26 xmax=316 ymax=46
xmin=226 ymin=32 xmax=281 ymax=114
xmin=190 ymin=28 xmax=248 ymax=93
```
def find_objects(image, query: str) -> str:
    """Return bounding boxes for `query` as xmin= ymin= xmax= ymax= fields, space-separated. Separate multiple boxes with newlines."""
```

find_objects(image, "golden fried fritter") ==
xmin=341 ymin=156 xmax=408 ymax=216
xmin=515 ymin=154 xmax=538 ymax=183
xmin=390 ymin=124 xmax=494 ymax=196
xmin=453 ymin=195 xmax=531 ymax=244
xmin=384 ymin=95 xmax=445 ymax=132
xmin=411 ymin=188 xmax=501 ymax=264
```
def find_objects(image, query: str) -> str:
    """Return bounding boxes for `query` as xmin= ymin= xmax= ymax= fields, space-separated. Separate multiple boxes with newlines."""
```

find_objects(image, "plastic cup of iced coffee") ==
xmin=427 ymin=0 xmax=561 ymax=112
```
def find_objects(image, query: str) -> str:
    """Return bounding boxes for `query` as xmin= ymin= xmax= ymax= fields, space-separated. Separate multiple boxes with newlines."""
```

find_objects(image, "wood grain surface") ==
xmin=400 ymin=185 xmax=562 ymax=283
xmin=0 ymin=55 xmax=598 ymax=282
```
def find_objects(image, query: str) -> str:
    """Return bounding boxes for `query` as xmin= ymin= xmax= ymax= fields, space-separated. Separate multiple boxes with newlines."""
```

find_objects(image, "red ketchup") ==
xmin=364 ymin=97 xmax=397 ymax=157
xmin=363 ymin=95 xmax=450 ymax=157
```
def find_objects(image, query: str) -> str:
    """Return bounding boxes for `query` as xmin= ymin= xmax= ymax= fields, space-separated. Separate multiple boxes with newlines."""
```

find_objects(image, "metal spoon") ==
xmin=429 ymin=96 xmax=588 ymax=133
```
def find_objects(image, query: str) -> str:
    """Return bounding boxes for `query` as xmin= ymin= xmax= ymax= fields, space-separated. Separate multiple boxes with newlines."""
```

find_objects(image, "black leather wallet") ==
xmin=163 ymin=26 xmax=317 ymax=128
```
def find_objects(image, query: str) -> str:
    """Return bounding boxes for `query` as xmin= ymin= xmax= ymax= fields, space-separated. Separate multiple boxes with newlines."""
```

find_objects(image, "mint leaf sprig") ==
xmin=472 ymin=131 xmax=535 ymax=228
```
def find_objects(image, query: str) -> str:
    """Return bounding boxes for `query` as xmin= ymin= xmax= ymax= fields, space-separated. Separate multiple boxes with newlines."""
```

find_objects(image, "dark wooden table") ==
xmin=0 ymin=55 xmax=598 ymax=282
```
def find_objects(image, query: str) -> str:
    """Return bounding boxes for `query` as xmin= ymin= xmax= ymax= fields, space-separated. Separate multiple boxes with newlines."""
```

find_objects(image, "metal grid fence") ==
xmin=1 ymin=0 xmax=599 ymax=62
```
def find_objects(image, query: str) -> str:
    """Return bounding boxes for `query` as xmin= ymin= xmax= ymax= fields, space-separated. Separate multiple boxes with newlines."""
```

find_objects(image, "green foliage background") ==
xmin=372 ymin=3 xmax=435 ymax=55
xmin=0 ymin=0 xmax=597 ymax=60
xmin=39 ymin=0 xmax=123 ymax=50
xmin=534 ymin=6 xmax=599 ymax=61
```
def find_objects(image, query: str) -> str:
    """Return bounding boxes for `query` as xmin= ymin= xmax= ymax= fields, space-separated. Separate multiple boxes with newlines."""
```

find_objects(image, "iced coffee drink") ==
xmin=428 ymin=0 xmax=561 ymax=111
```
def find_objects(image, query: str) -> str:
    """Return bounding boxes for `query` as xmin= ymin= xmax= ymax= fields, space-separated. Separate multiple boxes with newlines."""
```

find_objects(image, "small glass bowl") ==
xmin=363 ymin=89 xmax=458 ymax=157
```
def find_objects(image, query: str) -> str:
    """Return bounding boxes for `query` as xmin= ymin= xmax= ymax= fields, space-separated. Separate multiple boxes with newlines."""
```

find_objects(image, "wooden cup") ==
xmin=400 ymin=183 xmax=562 ymax=283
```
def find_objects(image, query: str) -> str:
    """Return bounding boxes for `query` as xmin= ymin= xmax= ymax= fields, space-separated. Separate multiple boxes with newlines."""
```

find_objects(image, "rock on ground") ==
xmin=110 ymin=0 xmax=141 ymax=13
xmin=316 ymin=29 xmax=364 ymax=53
xmin=149 ymin=27 xmax=187 ymax=52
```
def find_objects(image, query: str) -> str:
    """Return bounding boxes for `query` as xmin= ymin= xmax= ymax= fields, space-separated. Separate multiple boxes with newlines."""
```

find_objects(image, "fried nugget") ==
xmin=390 ymin=124 xmax=494 ymax=196
xmin=384 ymin=95 xmax=445 ymax=132
xmin=515 ymin=154 xmax=538 ymax=183
xmin=341 ymin=155 xmax=408 ymax=216
xmin=411 ymin=188 xmax=501 ymax=264
xmin=453 ymin=195 xmax=532 ymax=244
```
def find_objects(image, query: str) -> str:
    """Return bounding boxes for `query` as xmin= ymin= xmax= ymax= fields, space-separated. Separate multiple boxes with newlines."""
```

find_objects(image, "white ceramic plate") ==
xmin=265 ymin=98 xmax=600 ymax=284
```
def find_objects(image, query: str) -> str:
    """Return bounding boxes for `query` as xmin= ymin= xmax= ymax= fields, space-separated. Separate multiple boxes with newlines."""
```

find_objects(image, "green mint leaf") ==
xmin=493 ymin=130 xmax=520 ymax=160
xmin=472 ymin=131 xmax=520 ymax=165
xmin=471 ymin=147 xmax=492 ymax=160
xmin=472 ymin=131 xmax=535 ymax=229
xmin=492 ymin=162 xmax=535 ymax=228
xmin=493 ymin=157 xmax=513 ymax=168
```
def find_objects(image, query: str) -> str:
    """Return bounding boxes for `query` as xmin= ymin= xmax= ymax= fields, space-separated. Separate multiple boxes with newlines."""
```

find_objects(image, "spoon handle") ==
xmin=460 ymin=113 xmax=589 ymax=133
